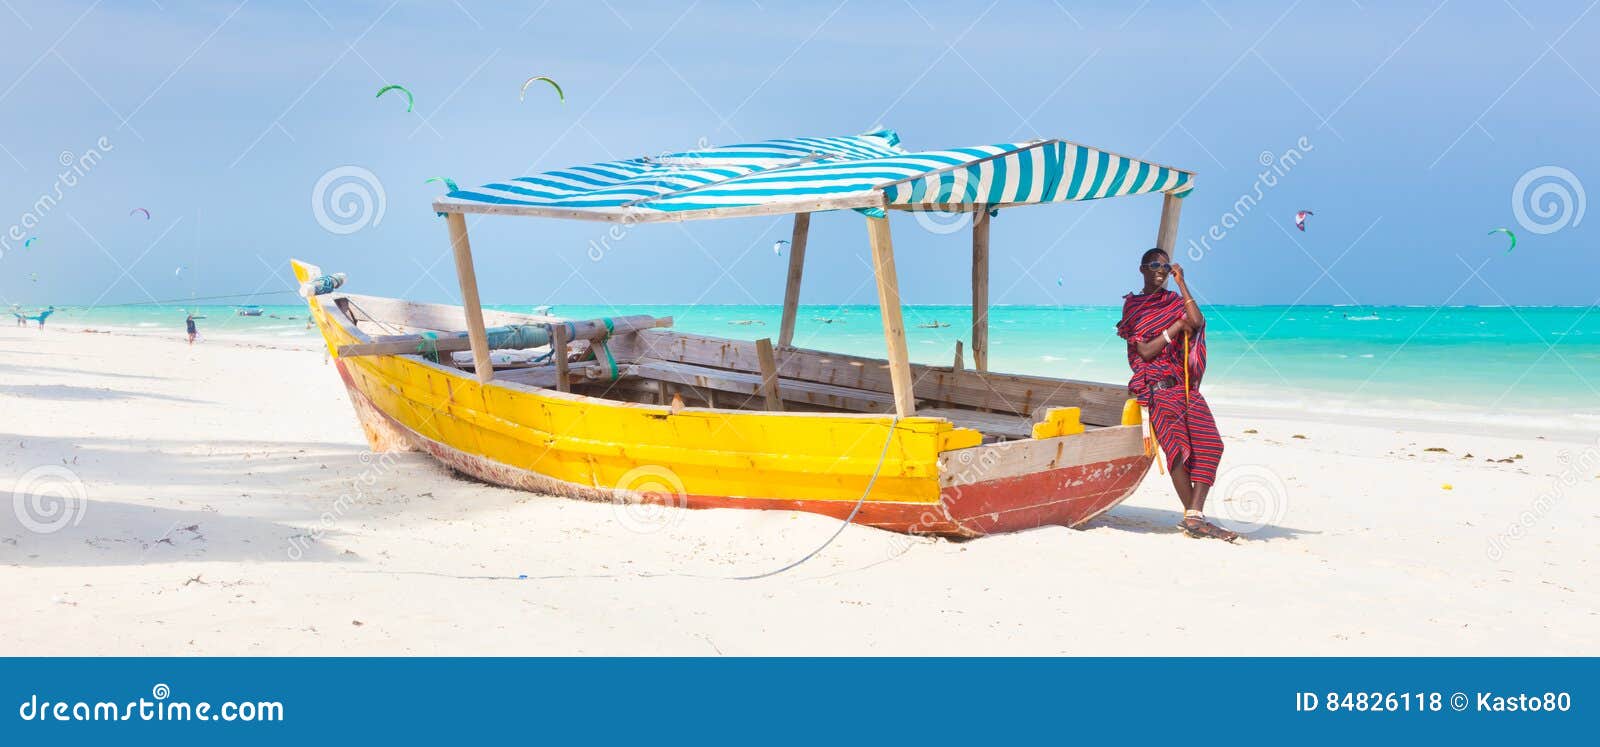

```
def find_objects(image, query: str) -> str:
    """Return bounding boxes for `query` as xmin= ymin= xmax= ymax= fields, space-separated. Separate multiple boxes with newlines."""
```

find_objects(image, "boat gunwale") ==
xmin=313 ymin=293 xmax=948 ymax=425
xmin=310 ymin=290 xmax=1143 ymax=441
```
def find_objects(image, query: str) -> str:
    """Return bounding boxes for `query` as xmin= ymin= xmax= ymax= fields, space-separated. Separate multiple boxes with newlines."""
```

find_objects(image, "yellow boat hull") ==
xmin=294 ymin=260 xmax=1152 ymax=537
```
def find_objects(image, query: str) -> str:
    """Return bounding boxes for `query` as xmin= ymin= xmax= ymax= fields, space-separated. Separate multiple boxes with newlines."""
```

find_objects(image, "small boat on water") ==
xmin=236 ymin=305 xmax=264 ymax=317
xmin=295 ymin=130 xmax=1196 ymax=537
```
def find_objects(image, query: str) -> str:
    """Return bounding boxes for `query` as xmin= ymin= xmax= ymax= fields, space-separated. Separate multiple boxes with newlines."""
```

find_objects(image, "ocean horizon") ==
xmin=23 ymin=301 xmax=1596 ymax=428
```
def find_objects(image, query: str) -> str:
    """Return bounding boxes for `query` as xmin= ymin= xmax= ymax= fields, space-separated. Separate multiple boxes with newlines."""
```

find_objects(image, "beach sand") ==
xmin=2 ymin=325 xmax=1596 ymax=655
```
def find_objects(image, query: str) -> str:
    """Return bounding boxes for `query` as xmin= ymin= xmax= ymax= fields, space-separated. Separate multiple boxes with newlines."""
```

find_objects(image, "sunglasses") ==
xmin=1142 ymin=261 xmax=1171 ymax=272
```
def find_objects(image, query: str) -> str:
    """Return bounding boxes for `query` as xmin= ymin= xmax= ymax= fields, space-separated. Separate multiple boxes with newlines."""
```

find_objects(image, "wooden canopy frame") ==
xmin=435 ymin=189 xmax=1185 ymax=419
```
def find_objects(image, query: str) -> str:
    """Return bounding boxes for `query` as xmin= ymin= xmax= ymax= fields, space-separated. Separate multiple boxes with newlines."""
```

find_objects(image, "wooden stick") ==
xmin=755 ymin=337 xmax=785 ymax=412
xmin=446 ymin=213 xmax=494 ymax=383
xmin=971 ymin=209 xmax=991 ymax=373
xmin=953 ymin=339 xmax=964 ymax=372
xmin=866 ymin=216 xmax=916 ymax=417
xmin=777 ymin=212 xmax=811 ymax=348
xmin=433 ymin=192 xmax=886 ymax=224
xmin=1156 ymin=192 xmax=1183 ymax=253
xmin=334 ymin=315 xmax=671 ymax=358
xmin=552 ymin=323 xmax=570 ymax=393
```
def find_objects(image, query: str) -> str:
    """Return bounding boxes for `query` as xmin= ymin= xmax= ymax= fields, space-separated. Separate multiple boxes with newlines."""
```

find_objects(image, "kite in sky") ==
xmin=130 ymin=207 xmax=151 ymax=220
xmin=376 ymin=84 xmax=414 ymax=112
xmin=1294 ymin=210 xmax=1313 ymax=231
xmin=520 ymin=76 xmax=564 ymax=103
xmin=1488 ymin=227 xmax=1517 ymax=253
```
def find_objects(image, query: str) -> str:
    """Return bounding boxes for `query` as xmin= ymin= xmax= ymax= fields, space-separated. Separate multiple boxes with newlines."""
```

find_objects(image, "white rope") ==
xmin=729 ymin=415 xmax=901 ymax=581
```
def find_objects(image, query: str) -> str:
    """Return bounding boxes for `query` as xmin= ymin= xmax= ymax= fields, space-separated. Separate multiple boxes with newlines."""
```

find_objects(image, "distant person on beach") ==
xmin=31 ymin=306 xmax=54 ymax=331
xmin=186 ymin=313 xmax=198 ymax=345
xmin=1117 ymin=248 xmax=1234 ymax=542
xmin=11 ymin=306 xmax=25 ymax=327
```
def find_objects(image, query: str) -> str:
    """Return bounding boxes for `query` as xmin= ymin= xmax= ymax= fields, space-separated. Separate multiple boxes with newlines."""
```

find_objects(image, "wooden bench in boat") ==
xmin=614 ymin=330 xmax=1131 ymax=426
xmin=502 ymin=359 xmax=1040 ymax=440
xmin=494 ymin=358 xmax=897 ymax=415
xmin=632 ymin=358 xmax=896 ymax=413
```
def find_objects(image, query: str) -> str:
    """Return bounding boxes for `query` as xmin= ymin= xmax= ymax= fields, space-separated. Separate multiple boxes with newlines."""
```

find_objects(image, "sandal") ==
xmin=1178 ymin=517 xmax=1238 ymax=543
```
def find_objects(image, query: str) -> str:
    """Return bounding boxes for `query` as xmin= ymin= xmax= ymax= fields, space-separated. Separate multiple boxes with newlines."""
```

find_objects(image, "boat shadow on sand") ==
xmin=0 ymin=433 xmax=516 ymax=568
xmin=1091 ymin=504 xmax=1317 ymax=542
xmin=1 ymin=362 xmax=174 ymax=382
xmin=1 ymin=499 xmax=356 ymax=566
xmin=0 ymin=383 xmax=206 ymax=404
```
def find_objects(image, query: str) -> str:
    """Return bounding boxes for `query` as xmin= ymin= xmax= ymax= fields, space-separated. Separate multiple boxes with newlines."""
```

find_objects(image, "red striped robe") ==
xmin=1116 ymin=290 xmax=1223 ymax=485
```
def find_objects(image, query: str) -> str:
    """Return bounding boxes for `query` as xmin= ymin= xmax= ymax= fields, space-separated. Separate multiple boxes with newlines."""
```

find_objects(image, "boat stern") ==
xmin=932 ymin=416 xmax=1152 ymax=536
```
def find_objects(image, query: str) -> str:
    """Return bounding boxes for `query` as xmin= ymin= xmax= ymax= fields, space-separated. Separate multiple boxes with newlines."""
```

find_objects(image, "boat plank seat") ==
xmin=917 ymin=407 xmax=1033 ymax=441
xmin=632 ymin=358 xmax=895 ymax=413
xmin=619 ymin=330 xmax=1130 ymax=426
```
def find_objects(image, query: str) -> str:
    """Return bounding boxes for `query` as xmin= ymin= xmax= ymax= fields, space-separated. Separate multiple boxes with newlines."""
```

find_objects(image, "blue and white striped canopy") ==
xmin=433 ymin=129 xmax=1194 ymax=223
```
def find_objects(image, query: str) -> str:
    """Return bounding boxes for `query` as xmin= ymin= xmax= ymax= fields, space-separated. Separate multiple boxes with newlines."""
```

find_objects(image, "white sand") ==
xmin=2 ymin=325 xmax=1596 ymax=655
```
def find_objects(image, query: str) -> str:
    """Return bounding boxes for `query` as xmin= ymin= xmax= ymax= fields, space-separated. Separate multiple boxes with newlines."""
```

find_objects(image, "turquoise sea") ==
xmin=28 ymin=302 xmax=1600 ymax=425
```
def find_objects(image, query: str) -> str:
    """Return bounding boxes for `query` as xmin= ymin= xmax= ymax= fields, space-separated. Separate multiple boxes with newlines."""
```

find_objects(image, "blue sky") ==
xmin=1 ymin=0 xmax=1596 ymax=308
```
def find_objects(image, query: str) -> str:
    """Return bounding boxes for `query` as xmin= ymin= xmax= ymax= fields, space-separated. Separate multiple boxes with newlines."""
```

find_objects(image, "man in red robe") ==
xmin=1117 ymin=248 xmax=1233 ymax=541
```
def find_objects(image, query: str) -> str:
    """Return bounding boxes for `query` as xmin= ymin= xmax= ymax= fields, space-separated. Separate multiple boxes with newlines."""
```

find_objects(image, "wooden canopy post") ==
xmin=1156 ymin=192 xmax=1183 ymax=253
xmin=551 ymin=323 xmax=570 ymax=392
xmin=970 ymin=209 xmax=991 ymax=372
xmin=755 ymin=337 xmax=785 ymax=412
xmin=777 ymin=212 xmax=811 ymax=348
xmin=865 ymin=216 xmax=916 ymax=418
xmin=445 ymin=212 xmax=494 ymax=383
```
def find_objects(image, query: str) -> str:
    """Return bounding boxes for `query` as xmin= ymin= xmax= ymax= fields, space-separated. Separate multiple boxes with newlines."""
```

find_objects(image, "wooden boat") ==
xmin=296 ymin=131 xmax=1195 ymax=537
xmin=236 ymin=305 xmax=264 ymax=317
